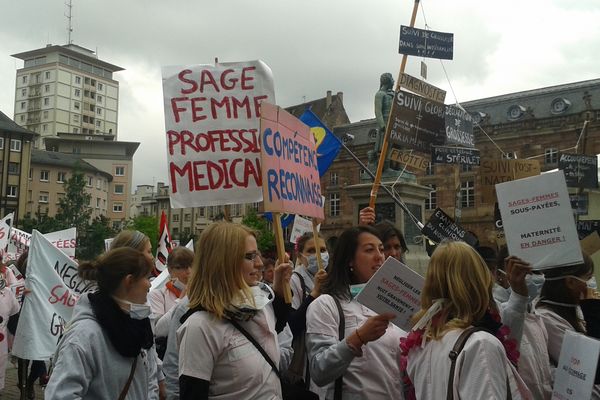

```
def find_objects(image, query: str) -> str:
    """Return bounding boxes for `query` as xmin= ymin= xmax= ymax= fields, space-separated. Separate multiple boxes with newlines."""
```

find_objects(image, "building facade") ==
xmin=12 ymin=44 xmax=123 ymax=147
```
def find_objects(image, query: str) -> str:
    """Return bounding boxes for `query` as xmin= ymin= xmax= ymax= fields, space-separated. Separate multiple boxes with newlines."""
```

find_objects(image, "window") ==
xmin=39 ymin=192 xmax=49 ymax=203
xmin=22 ymin=76 xmax=27 ymax=84
xmin=460 ymin=181 xmax=475 ymax=208
xmin=29 ymin=168 xmax=32 ymax=180
xmin=199 ymin=207 xmax=205 ymax=217
xmin=10 ymin=139 xmax=21 ymax=152
xmin=20 ymin=102 xmax=26 ymax=110
xmin=42 ymin=124 xmax=48 ymax=132
xmin=502 ymin=152 xmax=517 ymax=160
xmin=545 ymin=148 xmax=558 ymax=164
xmin=461 ymin=164 xmax=473 ymax=172
xmin=74 ymin=89 xmax=80 ymax=97
xmin=87 ymin=176 xmax=93 ymax=187
xmin=7 ymin=186 xmax=17 ymax=198
xmin=20 ymin=115 xmax=25 ymax=122
xmin=0 ymin=138 xmax=3 ymax=149
xmin=114 ymin=184 xmax=124 ymax=194
xmin=74 ymin=101 xmax=80 ymax=110
xmin=96 ymin=198 xmax=100 ymax=208
xmin=330 ymin=172 xmax=338 ymax=186
xmin=173 ymin=227 xmax=179 ymax=236
xmin=97 ymin=83 xmax=103 ymax=91
xmin=45 ymin=84 xmax=50 ymax=93
xmin=425 ymin=185 xmax=437 ymax=210
xmin=173 ymin=214 xmax=179 ymax=222
xmin=44 ymin=97 xmax=49 ymax=106
xmin=184 ymin=214 xmax=191 ymax=222
xmin=73 ymin=114 xmax=79 ymax=123
xmin=97 ymin=95 xmax=102 ymax=103
xmin=57 ymin=171 xmax=66 ymax=183
xmin=97 ymin=179 xmax=102 ymax=189
xmin=45 ymin=71 xmax=50 ymax=79
xmin=73 ymin=128 xmax=79 ymax=134
xmin=21 ymin=89 xmax=26 ymax=97
xmin=73 ymin=146 xmax=81 ymax=154
xmin=75 ymin=76 xmax=81 ymax=84
xmin=115 ymin=166 xmax=125 ymax=176
xmin=113 ymin=202 xmax=123 ymax=212
xmin=96 ymin=120 xmax=101 ymax=127
xmin=329 ymin=193 xmax=340 ymax=217
xmin=43 ymin=110 xmax=48 ymax=119
xmin=56 ymin=193 xmax=65 ymax=204
xmin=40 ymin=170 xmax=49 ymax=181
xmin=8 ymin=162 xmax=19 ymax=175
xmin=97 ymin=108 xmax=102 ymax=116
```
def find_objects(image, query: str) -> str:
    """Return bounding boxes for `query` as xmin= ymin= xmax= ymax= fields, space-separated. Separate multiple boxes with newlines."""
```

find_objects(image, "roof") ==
xmin=0 ymin=110 xmax=37 ymax=139
xmin=286 ymin=92 xmax=350 ymax=129
xmin=44 ymin=136 xmax=140 ymax=157
xmin=12 ymin=44 xmax=124 ymax=73
xmin=31 ymin=150 xmax=113 ymax=181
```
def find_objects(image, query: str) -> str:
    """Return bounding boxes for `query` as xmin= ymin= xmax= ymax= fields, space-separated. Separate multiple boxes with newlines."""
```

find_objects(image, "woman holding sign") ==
xmin=402 ymin=241 xmax=531 ymax=399
xmin=45 ymin=247 xmax=159 ymax=399
xmin=305 ymin=225 xmax=404 ymax=400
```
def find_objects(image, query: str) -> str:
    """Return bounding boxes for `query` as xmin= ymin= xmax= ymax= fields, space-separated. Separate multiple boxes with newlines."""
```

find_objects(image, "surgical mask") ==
xmin=350 ymin=283 xmax=366 ymax=299
xmin=547 ymin=275 xmax=596 ymax=289
xmin=172 ymin=278 xmax=185 ymax=291
xmin=525 ymin=274 xmax=545 ymax=300
xmin=113 ymin=297 xmax=152 ymax=320
xmin=306 ymin=252 xmax=329 ymax=275
xmin=588 ymin=277 xmax=598 ymax=290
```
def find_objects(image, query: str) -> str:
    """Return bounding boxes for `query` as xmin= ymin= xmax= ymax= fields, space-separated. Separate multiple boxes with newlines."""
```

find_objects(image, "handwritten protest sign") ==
xmin=399 ymin=72 xmax=446 ymax=102
xmin=13 ymin=231 xmax=95 ymax=360
xmin=356 ymin=257 xmax=424 ymax=331
xmin=551 ymin=331 xmax=600 ymax=400
xmin=399 ymin=26 xmax=454 ymax=60
xmin=162 ymin=60 xmax=275 ymax=208
xmin=389 ymin=149 xmax=429 ymax=171
xmin=576 ymin=220 xmax=600 ymax=240
xmin=558 ymin=153 xmax=598 ymax=189
xmin=289 ymin=215 xmax=321 ymax=244
xmin=421 ymin=208 xmax=478 ymax=246
xmin=260 ymin=103 xmax=324 ymax=220
xmin=496 ymin=170 xmax=582 ymax=270
xmin=480 ymin=159 xmax=541 ymax=203
xmin=8 ymin=227 xmax=76 ymax=258
xmin=444 ymin=105 xmax=474 ymax=147
xmin=432 ymin=146 xmax=480 ymax=166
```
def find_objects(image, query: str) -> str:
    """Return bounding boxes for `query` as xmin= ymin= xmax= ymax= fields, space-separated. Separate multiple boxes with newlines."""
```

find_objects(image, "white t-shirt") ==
xmin=177 ymin=306 xmax=281 ymax=400
xmin=149 ymin=285 xmax=179 ymax=319
xmin=306 ymin=295 xmax=405 ymax=400
xmin=407 ymin=329 xmax=531 ymax=400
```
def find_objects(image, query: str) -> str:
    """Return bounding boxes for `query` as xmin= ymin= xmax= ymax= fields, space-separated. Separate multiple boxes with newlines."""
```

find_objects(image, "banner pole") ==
xmin=273 ymin=212 xmax=292 ymax=303
xmin=311 ymin=218 xmax=323 ymax=271
xmin=369 ymin=0 xmax=421 ymax=209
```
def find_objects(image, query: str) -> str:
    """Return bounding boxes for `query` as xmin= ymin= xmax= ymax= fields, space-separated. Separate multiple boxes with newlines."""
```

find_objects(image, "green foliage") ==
xmin=55 ymin=166 xmax=92 ymax=236
xmin=77 ymin=216 xmax=117 ymax=261
xmin=18 ymin=207 xmax=65 ymax=234
xmin=242 ymin=208 xmax=275 ymax=253
xmin=128 ymin=215 xmax=159 ymax=251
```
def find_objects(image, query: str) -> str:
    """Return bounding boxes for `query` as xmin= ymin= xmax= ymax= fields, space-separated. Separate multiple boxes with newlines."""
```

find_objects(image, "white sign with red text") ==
xmin=12 ymin=231 xmax=94 ymax=360
xmin=0 ymin=213 xmax=14 ymax=253
xmin=8 ymin=227 xmax=76 ymax=258
xmin=552 ymin=331 xmax=600 ymax=400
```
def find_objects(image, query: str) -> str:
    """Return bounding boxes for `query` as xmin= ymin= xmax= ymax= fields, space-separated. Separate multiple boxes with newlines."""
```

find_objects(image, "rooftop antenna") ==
xmin=65 ymin=0 xmax=73 ymax=44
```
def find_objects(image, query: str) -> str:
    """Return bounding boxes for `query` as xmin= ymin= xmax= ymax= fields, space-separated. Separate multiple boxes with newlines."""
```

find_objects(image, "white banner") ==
xmin=0 ymin=213 xmax=14 ymax=253
xmin=12 ymin=230 xmax=94 ymax=360
xmin=496 ymin=170 xmax=583 ymax=270
xmin=552 ymin=330 xmax=600 ymax=400
xmin=355 ymin=257 xmax=424 ymax=331
xmin=7 ymin=227 xmax=77 ymax=258
xmin=162 ymin=60 xmax=275 ymax=208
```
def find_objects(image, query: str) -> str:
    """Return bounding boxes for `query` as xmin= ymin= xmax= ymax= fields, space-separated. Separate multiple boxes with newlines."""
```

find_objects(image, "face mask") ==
xmin=350 ymin=283 xmax=366 ymax=299
xmin=113 ymin=297 xmax=152 ymax=320
xmin=173 ymin=278 xmax=185 ymax=291
xmin=306 ymin=252 xmax=329 ymax=275
xmin=525 ymin=274 xmax=545 ymax=300
xmin=588 ymin=277 xmax=598 ymax=290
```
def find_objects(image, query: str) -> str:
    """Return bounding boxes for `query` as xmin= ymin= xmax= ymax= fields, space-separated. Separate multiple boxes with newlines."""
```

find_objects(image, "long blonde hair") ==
xmin=186 ymin=222 xmax=256 ymax=319
xmin=413 ymin=241 xmax=494 ymax=339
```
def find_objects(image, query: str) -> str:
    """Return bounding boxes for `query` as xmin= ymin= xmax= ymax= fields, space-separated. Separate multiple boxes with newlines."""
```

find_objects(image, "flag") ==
xmin=299 ymin=108 xmax=341 ymax=176
xmin=154 ymin=211 xmax=173 ymax=276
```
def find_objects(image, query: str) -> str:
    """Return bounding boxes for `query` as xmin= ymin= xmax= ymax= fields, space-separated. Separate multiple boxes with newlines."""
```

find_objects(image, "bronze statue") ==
xmin=372 ymin=72 xmax=395 ymax=169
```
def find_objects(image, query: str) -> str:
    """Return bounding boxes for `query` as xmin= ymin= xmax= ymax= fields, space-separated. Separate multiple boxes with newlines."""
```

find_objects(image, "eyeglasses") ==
xmin=244 ymin=252 xmax=260 ymax=262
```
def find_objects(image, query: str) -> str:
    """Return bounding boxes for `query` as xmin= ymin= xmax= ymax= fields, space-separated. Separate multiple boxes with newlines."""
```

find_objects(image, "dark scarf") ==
xmin=88 ymin=291 xmax=154 ymax=358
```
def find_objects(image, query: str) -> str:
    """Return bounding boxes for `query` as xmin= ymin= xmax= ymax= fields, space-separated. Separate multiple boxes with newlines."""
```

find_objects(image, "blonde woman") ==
xmin=402 ymin=241 xmax=531 ymax=399
xmin=177 ymin=222 xmax=292 ymax=399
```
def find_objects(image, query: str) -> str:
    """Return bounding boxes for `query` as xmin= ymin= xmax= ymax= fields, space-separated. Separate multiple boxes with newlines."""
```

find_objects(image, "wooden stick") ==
xmin=273 ymin=212 xmax=293 ymax=303
xmin=369 ymin=0 xmax=421 ymax=209
xmin=312 ymin=218 xmax=323 ymax=271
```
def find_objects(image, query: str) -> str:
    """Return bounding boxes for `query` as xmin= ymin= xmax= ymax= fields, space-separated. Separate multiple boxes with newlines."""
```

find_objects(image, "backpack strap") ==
xmin=446 ymin=327 xmax=486 ymax=400
xmin=331 ymin=296 xmax=345 ymax=400
xmin=118 ymin=356 xmax=138 ymax=400
xmin=294 ymin=271 xmax=308 ymax=301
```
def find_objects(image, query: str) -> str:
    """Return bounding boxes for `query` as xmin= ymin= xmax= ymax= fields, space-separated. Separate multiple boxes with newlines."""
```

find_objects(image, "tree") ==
xmin=129 ymin=215 xmax=159 ymax=251
xmin=77 ymin=216 xmax=117 ymax=261
xmin=55 ymin=166 xmax=92 ymax=238
xmin=19 ymin=206 xmax=64 ymax=234
xmin=242 ymin=209 xmax=275 ymax=253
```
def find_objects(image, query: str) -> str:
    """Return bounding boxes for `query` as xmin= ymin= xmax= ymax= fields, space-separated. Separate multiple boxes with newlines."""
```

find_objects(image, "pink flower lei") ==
xmin=398 ymin=329 xmax=423 ymax=400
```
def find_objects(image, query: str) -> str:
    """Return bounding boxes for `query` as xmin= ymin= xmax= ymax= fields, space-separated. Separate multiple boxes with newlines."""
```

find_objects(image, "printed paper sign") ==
xmin=12 ymin=231 xmax=95 ymax=360
xmin=399 ymin=72 xmax=446 ymax=102
xmin=432 ymin=146 xmax=480 ymax=166
xmin=162 ymin=60 xmax=275 ymax=208
xmin=8 ymin=227 xmax=77 ymax=258
xmin=496 ymin=170 xmax=583 ymax=270
xmin=260 ymin=103 xmax=324 ymax=219
xmin=558 ymin=153 xmax=598 ymax=189
xmin=480 ymin=159 xmax=541 ymax=203
xmin=389 ymin=90 xmax=446 ymax=154
xmin=356 ymin=257 xmax=424 ymax=331
xmin=421 ymin=208 xmax=478 ymax=246
xmin=389 ymin=149 xmax=430 ymax=171
xmin=399 ymin=26 xmax=454 ymax=60
xmin=289 ymin=215 xmax=320 ymax=244
xmin=551 ymin=331 xmax=600 ymax=400
xmin=444 ymin=105 xmax=474 ymax=147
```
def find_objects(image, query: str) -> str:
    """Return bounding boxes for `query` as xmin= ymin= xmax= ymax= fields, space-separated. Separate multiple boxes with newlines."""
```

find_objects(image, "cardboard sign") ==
xmin=580 ymin=232 xmax=600 ymax=256
xmin=399 ymin=26 xmax=454 ymax=60
xmin=162 ymin=60 xmax=275 ymax=208
xmin=389 ymin=90 xmax=446 ymax=154
xmin=496 ymin=171 xmax=583 ymax=270
xmin=569 ymin=194 xmax=588 ymax=216
xmin=12 ymin=231 xmax=95 ymax=360
xmin=480 ymin=159 xmax=541 ymax=203
xmin=551 ymin=331 xmax=600 ymax=400
xmin=356 ymin=257 xmax=424 ymax=331
xmin=399 ymin=72 xmax=446 ymax=102
xmin=444 ymin=105 xmax=474 ymax=147
xmin=421 ymin=208 xmax=478 ymax=246
xmin=576 ymin=220 xmax=600 ymax=240
xmin=558 ymin=153 xmax=598 ymax=189
xmin=289 ymin=215 xmax=320 ymax=244
xmin=260 ymin=103 xmax=324 ymax=219
xmin=432 ymin=146 xmax=480 ymax=166
xmin=8 ymin=227 xmax=77 ymax=258
xmin=389 ymin=149 xmax=430 ymax=171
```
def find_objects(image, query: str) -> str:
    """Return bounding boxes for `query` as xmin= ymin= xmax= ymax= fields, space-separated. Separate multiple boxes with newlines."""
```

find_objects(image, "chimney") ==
xmin=336 ymin=91 xmax=343 ymax=104
xmin=326 ymin=90 xmax=332 ymax=108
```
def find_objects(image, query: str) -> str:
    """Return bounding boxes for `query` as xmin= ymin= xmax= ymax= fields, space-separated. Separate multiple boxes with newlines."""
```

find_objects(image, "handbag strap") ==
xmin=446 ymin=327 xmax=486 ymax=400
xmin=228 ymin=319 xmax=282 ymax=380
xmin=118 ymin=356 xmax=138 ymax=400
xmin=332 ymin=296 xmax=345 ymax=400
xmin=294 ymin=271 xmax=308 ymax=301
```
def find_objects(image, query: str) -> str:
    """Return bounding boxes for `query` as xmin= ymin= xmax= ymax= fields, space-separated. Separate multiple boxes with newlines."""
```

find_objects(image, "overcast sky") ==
xmin=1 ymin=0 xmax=599 ymax=190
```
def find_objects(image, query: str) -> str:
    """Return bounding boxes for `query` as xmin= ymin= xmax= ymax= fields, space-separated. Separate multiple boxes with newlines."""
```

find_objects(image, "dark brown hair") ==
xmin=167 ymin=247 xmax=194 ymax=270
